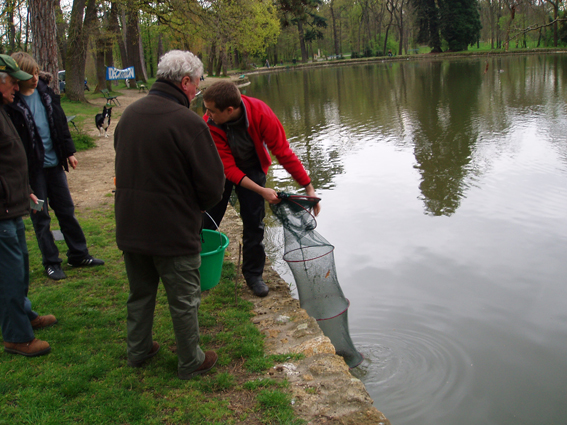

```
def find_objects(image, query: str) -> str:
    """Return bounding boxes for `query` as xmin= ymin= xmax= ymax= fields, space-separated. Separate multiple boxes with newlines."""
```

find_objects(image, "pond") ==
xmin=195 ymin=54 xmax=567 ymax=425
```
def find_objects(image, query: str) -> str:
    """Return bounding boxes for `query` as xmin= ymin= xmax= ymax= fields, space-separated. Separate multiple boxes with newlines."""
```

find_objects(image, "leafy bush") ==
xmin=72 ymin=131 xmax=96 ymax=151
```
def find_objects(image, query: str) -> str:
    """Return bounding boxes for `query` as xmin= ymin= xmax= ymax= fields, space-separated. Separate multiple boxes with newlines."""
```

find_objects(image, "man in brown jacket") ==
xmin=1 ymin=54 xmax=56 ymax=357
xmin=114 ymin=50 xmax=225 ymax=379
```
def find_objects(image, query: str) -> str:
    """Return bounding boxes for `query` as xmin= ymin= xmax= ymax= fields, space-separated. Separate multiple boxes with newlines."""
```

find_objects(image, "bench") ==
xmin=101 ymin=89 xmax=120 ymax=106
xmin=136 ymin=80 xmax=147 ymax=92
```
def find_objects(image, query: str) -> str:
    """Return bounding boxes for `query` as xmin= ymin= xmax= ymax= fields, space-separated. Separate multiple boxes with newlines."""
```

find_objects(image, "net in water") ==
xmin=270 ymin=193 xmax=363 ymax=368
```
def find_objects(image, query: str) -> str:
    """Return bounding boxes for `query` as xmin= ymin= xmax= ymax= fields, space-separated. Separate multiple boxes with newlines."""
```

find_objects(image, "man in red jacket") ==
xmin=203 ymin=81 xmax=320 ymax=297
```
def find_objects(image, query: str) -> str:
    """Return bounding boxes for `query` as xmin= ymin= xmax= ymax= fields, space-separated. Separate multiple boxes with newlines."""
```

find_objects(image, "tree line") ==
xmin=1 ymin=0 xmax=565 ymax=102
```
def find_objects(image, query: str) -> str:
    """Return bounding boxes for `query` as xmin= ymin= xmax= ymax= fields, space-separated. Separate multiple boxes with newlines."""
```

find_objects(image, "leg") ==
xmin=29 ymin=169 xmax=62 ymax=267
xmin=235 ymin=167 xmax=267 ymax=281
xmin=123 ymin=252 xmax=160 ymax=362
xmin=203 ymin=179 xmax=234 ymax=231
xmin=155 ymin=254 xmax=205 ymax=375
xmin=43 ymin=167 xmax=89 ymax=263
xmin=0 ymin=218 xmax=35 ymax=343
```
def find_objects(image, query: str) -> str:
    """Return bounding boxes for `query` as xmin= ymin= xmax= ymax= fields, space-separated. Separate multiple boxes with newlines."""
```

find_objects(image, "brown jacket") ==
xmin=0 ymin=98 xmax=31 ymax=220
xmin=114 ymin=80 xmax=224 ymax=256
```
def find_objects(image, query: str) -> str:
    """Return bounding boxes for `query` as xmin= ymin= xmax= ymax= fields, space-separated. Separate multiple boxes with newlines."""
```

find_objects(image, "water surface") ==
xmin=198 ymin=54 xmax=567 ymax=424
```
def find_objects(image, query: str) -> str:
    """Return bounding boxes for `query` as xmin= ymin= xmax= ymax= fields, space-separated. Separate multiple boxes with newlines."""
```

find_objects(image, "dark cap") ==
xmin=0 ymin=54 xmax=32 ymax=81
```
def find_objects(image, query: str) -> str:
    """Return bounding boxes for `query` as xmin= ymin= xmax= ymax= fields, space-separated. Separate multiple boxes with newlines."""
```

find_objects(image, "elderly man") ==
xmin=114 ymin=50 xmax=225 ymax=379
xmin=0 ymin=54 xmax=56 ymax=357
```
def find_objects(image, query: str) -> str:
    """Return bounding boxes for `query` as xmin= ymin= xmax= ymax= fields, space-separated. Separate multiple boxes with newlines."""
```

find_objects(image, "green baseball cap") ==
xmin=0 ymin=54 xmax=32 ymax=81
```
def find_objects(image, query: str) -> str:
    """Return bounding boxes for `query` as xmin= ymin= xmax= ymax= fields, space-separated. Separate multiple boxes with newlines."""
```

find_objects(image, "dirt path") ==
xmin=67 ymin=88 xmax=140 ymax=208
xmin=67 ymin=77 xmax=236 ymax=208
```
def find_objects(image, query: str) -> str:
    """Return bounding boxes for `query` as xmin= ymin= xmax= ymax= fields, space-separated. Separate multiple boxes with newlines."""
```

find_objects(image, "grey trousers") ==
xmin=123 ymin=252 xmax=205 ymax=375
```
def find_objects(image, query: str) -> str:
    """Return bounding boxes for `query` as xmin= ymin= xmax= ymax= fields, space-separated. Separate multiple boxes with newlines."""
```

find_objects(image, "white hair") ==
xmin=157 ymin=50 xmax=203 ymax=84
xmin=0 ymin=72 xmax=7 ymax=83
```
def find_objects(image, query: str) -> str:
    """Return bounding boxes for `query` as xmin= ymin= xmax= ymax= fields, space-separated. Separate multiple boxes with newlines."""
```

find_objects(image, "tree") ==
xmin=412 ymin=0 xmax=443 ymax=52
xmin=544 ymin=0 xmax=563 ymax=46
xmin=277 ymin=0 xmax=327 ymax=62
xmin=124 ymin=0 xmax=148 ymax=84
xmin=65 ymin=0 xmax=97 ymax=102
xmin=412 ymin=0 xmax=481 ymax=52
xmin=439 ymin=0 xmax=482 ymax=50
xmin=29 ymin=0 xmax=60 ymax=92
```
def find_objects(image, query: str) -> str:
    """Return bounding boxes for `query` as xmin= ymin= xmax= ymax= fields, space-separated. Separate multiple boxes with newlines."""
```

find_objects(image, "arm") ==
xmin=240 ymin=176 xmax=280 ymax=204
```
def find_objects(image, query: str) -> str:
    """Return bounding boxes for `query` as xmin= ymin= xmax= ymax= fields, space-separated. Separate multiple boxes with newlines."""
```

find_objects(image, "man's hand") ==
xmin=30 ymin=193 xmax=39 ymax=214
xmin=68 ymin=155 xmax=78 ymax=170
xmin=240 ymin=176 xmax=282 ymax=205
xmin=260 ymin=187 xmax=281 ymax=204
xmin=304 ymin=183 xmax=321 ymax=216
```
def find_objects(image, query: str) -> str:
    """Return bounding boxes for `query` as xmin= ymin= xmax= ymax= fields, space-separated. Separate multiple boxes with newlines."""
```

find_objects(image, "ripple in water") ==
xmin=350 ymin=325 xmax=474 ymax=424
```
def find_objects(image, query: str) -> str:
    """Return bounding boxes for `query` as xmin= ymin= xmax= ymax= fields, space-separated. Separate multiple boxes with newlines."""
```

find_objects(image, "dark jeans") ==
xmin=0 ymin=218 xmax=36 ymax=343
xmin=30 ymin=166 xmax=89 ymax=267
xmin=204 ymin=167 xmax=266 ymax=281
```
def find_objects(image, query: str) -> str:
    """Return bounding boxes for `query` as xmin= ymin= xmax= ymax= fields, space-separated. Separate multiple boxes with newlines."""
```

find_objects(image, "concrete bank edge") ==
xmin=218 ymin=206 xmax=391 ymax=425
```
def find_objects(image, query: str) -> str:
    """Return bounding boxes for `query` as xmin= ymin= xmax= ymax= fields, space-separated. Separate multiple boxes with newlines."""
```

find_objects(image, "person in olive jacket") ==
xmin=114 ymin=50 xmax=225 ymax=379
xmin=0 ymin=54 xmax=56 ymax=358
xmin=6 ymin=52 xmax=104 ymax=281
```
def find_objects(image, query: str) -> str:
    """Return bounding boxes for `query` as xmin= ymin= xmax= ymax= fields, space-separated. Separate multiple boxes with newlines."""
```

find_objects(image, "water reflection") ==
xmin=246 ymin=55 xmax=567 ymax=217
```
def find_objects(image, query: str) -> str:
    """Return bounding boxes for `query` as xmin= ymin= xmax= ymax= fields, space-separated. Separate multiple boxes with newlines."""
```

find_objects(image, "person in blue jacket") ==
xmin=6 ymin=52 xmax=104 ymax=281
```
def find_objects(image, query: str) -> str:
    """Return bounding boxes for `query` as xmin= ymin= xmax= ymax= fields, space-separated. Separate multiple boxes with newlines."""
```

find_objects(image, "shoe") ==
xmin=178 ymin=351 xmax=218 ymax=380
xmin=246 ymin=276 xmax=269 ymax=297
xmin=45 ymin=264 xmax=66 ymax=280
xmin=128 ymin=341 xmax=160 ymax=368
xmin=31 ymin=315 xmax=58 ymax=330
xmin=68 ymin=256 xmax=105 ymax=267
xmin=4 ymin=338 xmax=51 ymax=357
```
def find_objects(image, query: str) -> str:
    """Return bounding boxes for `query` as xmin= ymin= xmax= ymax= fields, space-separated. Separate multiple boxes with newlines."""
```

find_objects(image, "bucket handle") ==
xmin=204 ymin=212 xmax=224 ymax=247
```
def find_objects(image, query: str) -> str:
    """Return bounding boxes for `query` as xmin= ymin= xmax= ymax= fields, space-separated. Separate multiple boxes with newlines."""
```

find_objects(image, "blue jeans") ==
xmin=30 ymin=166 xmax=89 ymax=267
xmin=0 ymin=218 xmax=37 ymax=343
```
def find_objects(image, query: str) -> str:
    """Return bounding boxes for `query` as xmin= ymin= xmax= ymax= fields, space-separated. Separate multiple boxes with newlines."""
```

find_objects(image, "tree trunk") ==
xmin=106 ymin=0 xmax=125 ymax=70
xmin=330 ymin=0 xmax=340 ymax=56
xmin=383 ymin=3 xmax=394 ymax=56
xmin=207 ymin=42 xmax=216 ymax=76
xmin=298 ymin=20 xmax=308 ymax=63
xmin=6 ymin=0 xmax=16 ymax=53
xmin=157 ymin=33 xmax=164 ymax=63
xmin=124 ymin=1 xmax=147 ymax=84
xmin=397 ymin=0 xmax=405 ymax=55
xmin=55 ymin=0 xmax=68 ymax=70
xmin=29 ymin=0 xmax=60 ymax=92
xmin=65 ymin=0 xmax=97 ymax=102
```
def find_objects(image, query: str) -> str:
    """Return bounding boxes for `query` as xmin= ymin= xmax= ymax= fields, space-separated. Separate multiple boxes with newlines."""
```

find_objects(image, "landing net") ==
xmin=271 ymin=193 xmax=363 ymax=368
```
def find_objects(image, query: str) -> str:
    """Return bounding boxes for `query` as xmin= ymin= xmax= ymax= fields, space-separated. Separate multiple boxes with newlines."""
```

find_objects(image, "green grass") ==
xmin=0 ymin=205 xmax=304 ymax=425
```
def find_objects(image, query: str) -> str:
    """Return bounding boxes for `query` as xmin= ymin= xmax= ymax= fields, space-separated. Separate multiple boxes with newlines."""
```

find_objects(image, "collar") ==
xmin=149 ymin=79 xmax=190 ymax=108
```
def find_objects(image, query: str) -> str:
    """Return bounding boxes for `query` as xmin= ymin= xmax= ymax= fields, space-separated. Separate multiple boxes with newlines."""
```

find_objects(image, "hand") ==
xmin=261 ymin=187 xmax=281 ymax=205
xmin=68 ymin=155 xmax=78 ymax=170
xmin=304 ymin=183 xmax=321 ymax=216
xmin=30 ymin=193 xmax=39 ymax=214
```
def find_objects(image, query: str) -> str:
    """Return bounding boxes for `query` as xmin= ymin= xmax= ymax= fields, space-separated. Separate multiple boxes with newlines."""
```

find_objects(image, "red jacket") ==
xmin=205 ymin=95 xmax=311 ymax=187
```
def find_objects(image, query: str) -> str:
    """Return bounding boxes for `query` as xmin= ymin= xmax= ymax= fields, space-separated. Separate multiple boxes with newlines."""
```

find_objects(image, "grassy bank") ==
xmin=0 ymin=204 xmax=303 ymax=425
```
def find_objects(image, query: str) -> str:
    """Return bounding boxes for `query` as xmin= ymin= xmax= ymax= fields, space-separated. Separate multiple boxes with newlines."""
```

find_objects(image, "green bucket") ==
xmin=200 ymin=229 xmax=229 ymax=291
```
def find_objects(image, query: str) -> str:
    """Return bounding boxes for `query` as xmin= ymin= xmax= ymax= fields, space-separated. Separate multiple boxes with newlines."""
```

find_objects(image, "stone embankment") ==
xmin=218 ymin=207 xmax=390 ymax=425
